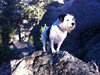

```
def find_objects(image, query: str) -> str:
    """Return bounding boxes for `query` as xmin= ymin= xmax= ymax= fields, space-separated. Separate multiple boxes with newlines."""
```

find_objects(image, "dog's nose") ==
xmin=72 ymin=22 xmax=75 ymax=26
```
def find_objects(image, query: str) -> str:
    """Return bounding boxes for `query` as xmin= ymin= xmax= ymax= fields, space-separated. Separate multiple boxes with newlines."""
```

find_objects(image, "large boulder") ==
xmin=40 ymin=0 xmax=100 ymax=26
xmin=0 ymin=51 xmax=99 ymax=75
xmin=39 ymin=0 xmax=74 ymax=26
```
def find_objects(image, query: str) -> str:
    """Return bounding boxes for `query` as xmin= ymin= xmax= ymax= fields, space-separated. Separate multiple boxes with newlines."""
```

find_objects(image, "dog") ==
xmin=42 ymin=13 xmax=76 ymax=53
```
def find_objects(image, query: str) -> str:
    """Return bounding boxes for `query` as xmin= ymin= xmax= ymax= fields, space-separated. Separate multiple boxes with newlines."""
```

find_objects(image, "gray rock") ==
xmin=39 ymin=0 xmax=74 ymax=26
xmin=31 ymin=51 xmax=100 ymax=75
xmin=40 ymin=0 xmax=100 ymax=27
xmin=0 ymin=51 xmax=99 ymax=75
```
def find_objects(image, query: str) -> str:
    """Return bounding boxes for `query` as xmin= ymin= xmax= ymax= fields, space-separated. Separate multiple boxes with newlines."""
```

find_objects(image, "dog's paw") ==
xmin=42 ymin=51 xmax=47 ymax=55
xmin=56 ymin=51 xmax=60 ymax=54
xmin=52 ymin=50 xmax=56 ymax=53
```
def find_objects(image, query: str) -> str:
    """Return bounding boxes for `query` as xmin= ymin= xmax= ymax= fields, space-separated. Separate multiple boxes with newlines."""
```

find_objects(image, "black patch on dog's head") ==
xmin=58 ymin=13 xmax=67 ymax=22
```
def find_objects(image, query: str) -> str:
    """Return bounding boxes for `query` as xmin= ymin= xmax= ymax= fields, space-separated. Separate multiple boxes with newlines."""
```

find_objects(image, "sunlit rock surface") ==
xmin=0 ymin=51 xmax=99 ymax=75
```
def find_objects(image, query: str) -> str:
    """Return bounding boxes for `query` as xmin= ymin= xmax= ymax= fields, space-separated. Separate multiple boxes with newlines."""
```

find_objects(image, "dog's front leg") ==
xmin=43 ymin=41 xmax=46 ymax=52
xmin=50 ymin=40 xmax=56 ymax=53
xmin=47 ymin=42 xmax=51 ymax=51
xmin=56 ymin=41 xmax=63 ymax=52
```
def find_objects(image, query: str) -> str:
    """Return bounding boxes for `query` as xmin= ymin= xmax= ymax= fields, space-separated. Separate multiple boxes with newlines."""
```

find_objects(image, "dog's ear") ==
xmin=58 ymin=13 xmax=67 ymax=22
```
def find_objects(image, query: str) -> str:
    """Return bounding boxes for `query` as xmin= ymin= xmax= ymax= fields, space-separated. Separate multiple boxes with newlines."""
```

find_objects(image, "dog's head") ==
xmin=58 ymin=13 xmax=76 ymax=33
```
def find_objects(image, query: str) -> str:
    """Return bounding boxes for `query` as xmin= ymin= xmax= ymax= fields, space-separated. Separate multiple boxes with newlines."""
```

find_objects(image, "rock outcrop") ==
xmin=0 ymin=51 xmax=99 ymax=75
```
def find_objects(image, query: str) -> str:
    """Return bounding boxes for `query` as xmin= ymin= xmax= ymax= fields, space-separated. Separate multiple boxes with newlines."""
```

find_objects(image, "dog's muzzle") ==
xmin=66 ymin=26 xmax=75 ymax=33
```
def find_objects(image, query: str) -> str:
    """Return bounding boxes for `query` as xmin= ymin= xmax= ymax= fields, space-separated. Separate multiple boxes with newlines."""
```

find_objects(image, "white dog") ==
xmin=42 ymin=13 xmax=76 ymax=53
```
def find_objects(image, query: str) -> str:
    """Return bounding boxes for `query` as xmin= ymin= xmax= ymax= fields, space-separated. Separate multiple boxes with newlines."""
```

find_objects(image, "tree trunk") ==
xmin=18 ymin=25 xmax=22 ymax=42
xmin=1 ymin=24 xmax=10 ymax=50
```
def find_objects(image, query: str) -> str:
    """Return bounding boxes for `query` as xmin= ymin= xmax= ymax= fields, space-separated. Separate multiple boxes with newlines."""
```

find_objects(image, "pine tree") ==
xmin=0 ymin=0 xmax=21 ymax=49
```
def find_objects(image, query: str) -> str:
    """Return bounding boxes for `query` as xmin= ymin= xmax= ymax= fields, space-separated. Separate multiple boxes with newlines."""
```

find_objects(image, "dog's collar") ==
xmin=57 ymin=25 xmax=65 ymax=32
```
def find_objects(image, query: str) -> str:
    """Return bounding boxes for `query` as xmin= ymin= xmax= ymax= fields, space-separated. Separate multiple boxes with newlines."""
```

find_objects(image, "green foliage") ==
xmin=10 ymin=28 xmax=17 ymax=36
xmin=0 ymin=0 xmax=21 ymax=49
xmin=40 ymin=24 xmax=47 ymax=40
xmin=0 ymin=0 xmax=48 ymax=51
xmin=22 ymin=4 xmax=46 ymax=24
xmin=21 ymin=4 xmax=47 ymax=49
xmin=0 ymin=0 xmax=49 ymax=61
xmin=29 ymin=35 xmax=34 ymax=45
